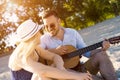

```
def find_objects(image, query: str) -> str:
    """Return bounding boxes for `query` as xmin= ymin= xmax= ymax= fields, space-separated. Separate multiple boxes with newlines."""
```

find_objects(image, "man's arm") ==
xmin=47 ymin=48 xmax=62 ymax=55
xmin=47 ymin=45 xmax=70 ymax=55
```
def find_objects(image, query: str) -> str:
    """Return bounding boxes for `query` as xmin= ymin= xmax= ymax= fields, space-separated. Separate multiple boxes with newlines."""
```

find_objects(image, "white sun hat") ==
xmin=15 ymin=19 xmax=42 ymax=42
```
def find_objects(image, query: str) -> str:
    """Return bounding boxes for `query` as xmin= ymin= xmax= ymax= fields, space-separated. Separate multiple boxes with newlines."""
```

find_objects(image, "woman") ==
xmin=8 ymin=19 xmax=92 ymax=80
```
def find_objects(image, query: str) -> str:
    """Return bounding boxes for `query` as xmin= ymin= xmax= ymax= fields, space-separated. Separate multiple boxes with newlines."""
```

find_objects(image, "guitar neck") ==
xmin=62 ymin=41 xmax=103 ymax=58
xmin=62 ymin=35 xmax=120 ymax=59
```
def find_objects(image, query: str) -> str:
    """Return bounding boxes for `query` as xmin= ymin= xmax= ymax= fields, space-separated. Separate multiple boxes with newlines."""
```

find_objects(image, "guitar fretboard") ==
xmin=62 ymin=35 xmax=120 ymax=59
xmin=62 ymin=41 xmax=103 ymax=58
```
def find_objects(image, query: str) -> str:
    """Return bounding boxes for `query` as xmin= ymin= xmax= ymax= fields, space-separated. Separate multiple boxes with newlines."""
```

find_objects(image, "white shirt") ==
xmin=40 ymin=28 xmax=90 ymax=58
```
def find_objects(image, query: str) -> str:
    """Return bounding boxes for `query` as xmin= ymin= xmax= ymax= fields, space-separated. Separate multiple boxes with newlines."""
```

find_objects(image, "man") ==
xmin=40 ymin=10 xmax=117 ymax=80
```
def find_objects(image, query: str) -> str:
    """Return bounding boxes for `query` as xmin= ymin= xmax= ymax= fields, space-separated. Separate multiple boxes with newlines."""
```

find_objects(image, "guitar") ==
xmin=46 ymin=45 xmax=80 ymax=68
xmin=62 ymin=35 xmax=120 ymax=59
xmin=47 ymin=35 xmax=120 ymax=69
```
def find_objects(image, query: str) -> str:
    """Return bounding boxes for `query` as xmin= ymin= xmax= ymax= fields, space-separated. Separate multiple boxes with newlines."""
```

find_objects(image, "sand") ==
xmin=0 ymin=16 xmax=120 ymax=80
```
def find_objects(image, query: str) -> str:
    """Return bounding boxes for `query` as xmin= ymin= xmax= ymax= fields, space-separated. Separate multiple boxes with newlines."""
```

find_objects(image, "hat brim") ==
xmin=15 ymin=24 xmax=43 ymax=42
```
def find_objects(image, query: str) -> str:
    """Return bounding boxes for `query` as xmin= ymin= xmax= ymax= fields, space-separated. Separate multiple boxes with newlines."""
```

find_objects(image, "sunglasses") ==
xmin=44 ymin=23 xmax=56 ymax=28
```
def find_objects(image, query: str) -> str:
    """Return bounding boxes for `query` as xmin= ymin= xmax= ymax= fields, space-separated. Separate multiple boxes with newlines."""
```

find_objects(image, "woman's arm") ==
xmin=19 ymin=56 xmax=92 ymax=80
xmin=51 ymin=54 xmax=66 ymax=70
xmin=36 ymin=46 xmax=65 ymax=70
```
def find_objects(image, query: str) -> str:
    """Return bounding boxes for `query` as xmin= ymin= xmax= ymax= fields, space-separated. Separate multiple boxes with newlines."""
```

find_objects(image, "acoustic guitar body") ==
xmin=62 ymin=45 xmax=80 ymax=68
xmin=47 ymin=45 xmax=80 ymax=69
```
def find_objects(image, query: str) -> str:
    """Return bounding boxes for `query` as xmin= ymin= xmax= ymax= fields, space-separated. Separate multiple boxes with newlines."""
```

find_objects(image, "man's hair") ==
xmin=42 ymin=10 xmax=59 ymax=19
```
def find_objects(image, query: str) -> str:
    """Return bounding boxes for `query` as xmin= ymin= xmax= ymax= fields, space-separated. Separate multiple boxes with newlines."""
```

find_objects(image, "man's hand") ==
xmin=56 ymin=45 xmax=68 ymax=55
xmin=102 ymin=40 xmax=110 ymax=51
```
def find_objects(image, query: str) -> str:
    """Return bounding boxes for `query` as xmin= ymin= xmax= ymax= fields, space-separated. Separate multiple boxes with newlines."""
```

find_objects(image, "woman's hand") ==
xmin=76 ymin=72 xmax=92 ymax=80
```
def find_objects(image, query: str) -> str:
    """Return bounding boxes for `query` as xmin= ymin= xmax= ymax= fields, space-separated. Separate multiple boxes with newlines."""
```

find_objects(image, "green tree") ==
xmin=0 ymin=0 xmax=120 ymax=55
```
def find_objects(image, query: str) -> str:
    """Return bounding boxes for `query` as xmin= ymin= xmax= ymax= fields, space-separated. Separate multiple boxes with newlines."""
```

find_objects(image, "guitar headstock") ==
xmin=109 ymin=36 xmax=120 ymax=44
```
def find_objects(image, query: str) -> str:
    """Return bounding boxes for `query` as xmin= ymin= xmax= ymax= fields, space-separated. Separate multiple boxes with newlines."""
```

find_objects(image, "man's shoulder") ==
xmin=65 ymin=28 xmax=77 ymax=33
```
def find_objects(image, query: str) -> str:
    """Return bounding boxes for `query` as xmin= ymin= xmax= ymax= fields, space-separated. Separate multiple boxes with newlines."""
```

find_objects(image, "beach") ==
xmin=0 ymin=16 xmax=120 ymax=80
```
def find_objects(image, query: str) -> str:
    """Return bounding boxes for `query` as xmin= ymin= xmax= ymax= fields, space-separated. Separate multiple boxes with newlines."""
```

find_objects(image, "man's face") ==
xmin=43 ymin=15 xmax=60 ymax=36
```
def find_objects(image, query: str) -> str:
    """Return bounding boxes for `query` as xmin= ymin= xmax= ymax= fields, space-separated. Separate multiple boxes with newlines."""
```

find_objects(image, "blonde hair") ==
xmin=9 ymin=32 xmax=41 ymax=68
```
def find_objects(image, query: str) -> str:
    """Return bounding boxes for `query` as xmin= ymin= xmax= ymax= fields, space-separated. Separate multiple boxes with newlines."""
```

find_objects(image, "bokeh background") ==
xmin=0 ymin=0 xmax=120 ymax=80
